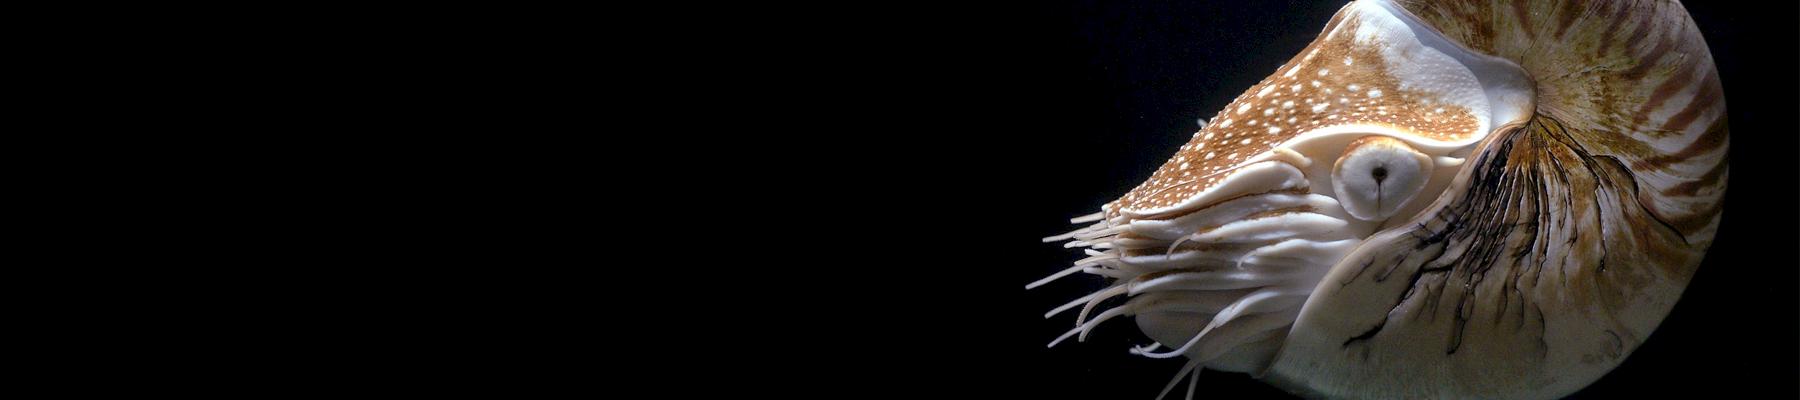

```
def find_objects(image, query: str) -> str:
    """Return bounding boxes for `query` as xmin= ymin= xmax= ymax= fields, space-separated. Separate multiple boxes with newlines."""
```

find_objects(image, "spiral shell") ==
xmin=1036 ymin=0 xmax=1726 ymax=398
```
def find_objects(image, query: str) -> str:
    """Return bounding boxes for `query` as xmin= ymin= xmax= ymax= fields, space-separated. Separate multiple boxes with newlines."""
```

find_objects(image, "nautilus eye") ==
xmin=1331 ymin=136 xmax=1430 ymax=221
xmin=1035 ymin=0 xmax=1728 ymax=399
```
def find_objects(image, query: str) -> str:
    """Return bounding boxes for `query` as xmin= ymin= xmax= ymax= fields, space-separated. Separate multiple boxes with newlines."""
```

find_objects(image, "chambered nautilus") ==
xmin=1032 ymin=0 xmax=1727 ymax=398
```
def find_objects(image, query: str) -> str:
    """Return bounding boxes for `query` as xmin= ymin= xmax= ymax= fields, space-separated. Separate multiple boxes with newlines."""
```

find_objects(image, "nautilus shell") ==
xmin=1033 ymin=0 xmax=1727 ymax=398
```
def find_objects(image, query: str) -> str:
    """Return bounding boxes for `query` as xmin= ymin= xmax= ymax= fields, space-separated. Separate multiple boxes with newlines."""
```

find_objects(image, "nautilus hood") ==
xmin=1034 ymin=0 xmax=1727 ymax=398
xmin=1108 ymin=0 xmax=1531 ymax=220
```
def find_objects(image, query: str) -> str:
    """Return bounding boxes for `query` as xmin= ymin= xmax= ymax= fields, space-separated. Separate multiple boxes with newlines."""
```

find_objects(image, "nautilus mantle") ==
xmin=1032 ymin=1 xmax=1727 ymax=399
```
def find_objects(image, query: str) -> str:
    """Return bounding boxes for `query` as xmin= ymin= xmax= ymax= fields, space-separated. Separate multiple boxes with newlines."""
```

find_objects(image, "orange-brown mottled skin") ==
xmin=1111 ymin=15 xmax=1482 ymax=214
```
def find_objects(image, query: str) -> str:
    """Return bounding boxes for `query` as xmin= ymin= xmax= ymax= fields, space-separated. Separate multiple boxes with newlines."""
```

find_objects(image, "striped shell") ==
xmin=1035 ymin=0 xmax=1726 ymax=398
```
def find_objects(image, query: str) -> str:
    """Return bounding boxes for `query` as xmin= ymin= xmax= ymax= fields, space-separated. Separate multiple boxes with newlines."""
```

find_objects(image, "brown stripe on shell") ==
xmin=1510 ymin=0 xmax=1533 ymax=40
xmin=1553 ymin=0 xmax=1585 ymax=39
xmin=1632 ymin=115 xmax=1728 ymax=171
xmin=1619 ymin=14 xmax=1676 ymax=81
xmin=1594 ymin=2 xmax=1637 ymax=57
xmin=1630 ymin=52 xmax=1705 ymax=131
xmin=1651 ymin=178 xmax=1726 ymax=236
xmin=1661 ymin=156 xmax=1727 ymax=197
xmin=1658 ymin=72 xmax=1724 ymax=132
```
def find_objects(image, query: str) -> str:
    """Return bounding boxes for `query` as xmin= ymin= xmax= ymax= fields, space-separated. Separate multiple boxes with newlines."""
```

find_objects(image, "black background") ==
xmin=805 ymin=1 xmax=1798 ymax=398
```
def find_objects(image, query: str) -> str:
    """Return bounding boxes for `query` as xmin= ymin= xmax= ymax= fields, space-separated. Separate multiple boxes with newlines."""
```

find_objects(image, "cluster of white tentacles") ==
xmin=1033 ymin=161 xmax=1365 ymax=399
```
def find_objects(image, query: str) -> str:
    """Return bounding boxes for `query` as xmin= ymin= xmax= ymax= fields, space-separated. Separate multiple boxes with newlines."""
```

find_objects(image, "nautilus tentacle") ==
xmin=1034 ymin=0 xmax=1725 ymax=399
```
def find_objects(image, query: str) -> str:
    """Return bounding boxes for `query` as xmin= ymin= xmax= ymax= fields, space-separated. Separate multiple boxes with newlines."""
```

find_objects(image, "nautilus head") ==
xmin=1032 ymin=0 xmax=1727 ymax=398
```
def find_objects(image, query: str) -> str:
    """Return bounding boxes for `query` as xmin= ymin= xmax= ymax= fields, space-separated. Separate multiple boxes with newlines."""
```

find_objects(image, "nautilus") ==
xmin=1032 ymin=0 xmax=1727 ymax=398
